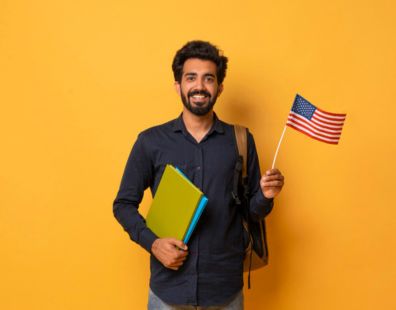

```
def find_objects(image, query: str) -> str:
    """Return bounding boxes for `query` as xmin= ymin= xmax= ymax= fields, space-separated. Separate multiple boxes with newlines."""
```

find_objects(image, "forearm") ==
xmin=249 ymin=189 xmax=274 ymax=220
xmin=113 ymin=199 xmax=157 ymax=252
xmin=246 ymin=130 xmax=274 ymax=220
xmin=113 ymin=132 xmax=156 ymax=252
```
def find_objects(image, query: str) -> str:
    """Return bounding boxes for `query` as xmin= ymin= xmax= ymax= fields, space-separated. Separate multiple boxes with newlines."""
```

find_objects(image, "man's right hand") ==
xmin=151 ymin=238 xmax=189 ymax=270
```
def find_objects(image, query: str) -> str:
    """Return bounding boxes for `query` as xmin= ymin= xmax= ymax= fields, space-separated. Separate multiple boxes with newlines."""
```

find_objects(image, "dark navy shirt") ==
xmin=113 ymin=114 xmax=273 ymax=307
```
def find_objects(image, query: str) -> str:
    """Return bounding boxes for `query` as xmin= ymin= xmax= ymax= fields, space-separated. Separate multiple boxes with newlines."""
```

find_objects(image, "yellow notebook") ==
xmin=146 ymin=165 xmax=208 ymax=243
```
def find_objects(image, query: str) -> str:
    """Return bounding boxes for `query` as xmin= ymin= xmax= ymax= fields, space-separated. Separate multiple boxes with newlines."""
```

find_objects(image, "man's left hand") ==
xmin=260 ymin=168 xmax=284 ymax=199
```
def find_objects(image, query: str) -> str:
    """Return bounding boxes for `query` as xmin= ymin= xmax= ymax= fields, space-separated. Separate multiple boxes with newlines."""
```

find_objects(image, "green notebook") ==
xmin=146 ymin=165 xmax=207 ymax=243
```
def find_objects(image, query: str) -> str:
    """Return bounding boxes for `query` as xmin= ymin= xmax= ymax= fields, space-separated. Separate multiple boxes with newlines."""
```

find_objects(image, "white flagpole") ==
xmin=271 ymin=125 xmax=287 ymax=169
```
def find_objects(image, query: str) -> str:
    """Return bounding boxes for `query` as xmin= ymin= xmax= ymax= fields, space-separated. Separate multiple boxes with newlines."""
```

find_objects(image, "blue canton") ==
xmin=291 ymin=95 xmax=317 ymax=120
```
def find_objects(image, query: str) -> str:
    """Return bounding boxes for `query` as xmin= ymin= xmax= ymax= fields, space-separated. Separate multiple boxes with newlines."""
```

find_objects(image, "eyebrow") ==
xmin=183 ymin=72 xmax=216 ymax=78
xmin=204 ymin=73 xmax=216 ymax=78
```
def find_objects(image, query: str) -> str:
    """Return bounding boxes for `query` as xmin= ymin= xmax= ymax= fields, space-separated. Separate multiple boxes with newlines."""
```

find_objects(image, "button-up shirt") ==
xmin=113 ymin=113 xmax=273 ymax=307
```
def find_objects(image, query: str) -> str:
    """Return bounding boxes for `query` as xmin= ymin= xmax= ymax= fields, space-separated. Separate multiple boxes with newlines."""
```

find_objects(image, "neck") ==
xmin=182 ymin=109 xmax=214 ymax=143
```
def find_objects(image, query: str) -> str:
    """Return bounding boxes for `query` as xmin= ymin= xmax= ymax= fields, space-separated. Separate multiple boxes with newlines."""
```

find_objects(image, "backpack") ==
xmin=232 ymin=125 xmax=269 ymax=289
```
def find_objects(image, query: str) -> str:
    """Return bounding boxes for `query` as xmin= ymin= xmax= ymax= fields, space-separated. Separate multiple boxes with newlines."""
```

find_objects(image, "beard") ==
xmin=181 ymin=89 xmax=219 ymax=116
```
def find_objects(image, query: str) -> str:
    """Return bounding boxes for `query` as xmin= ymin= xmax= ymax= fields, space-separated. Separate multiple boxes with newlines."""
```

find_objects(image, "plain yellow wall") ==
xmin=1 ymin=0 xmax=395 ymax=309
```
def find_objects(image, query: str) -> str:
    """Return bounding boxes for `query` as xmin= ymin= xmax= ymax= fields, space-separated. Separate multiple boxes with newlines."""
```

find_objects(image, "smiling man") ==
xmin=178 ymin=58 xmax=222 ymax=117
xmin=113 ymin=40 xmax=284 ymax=309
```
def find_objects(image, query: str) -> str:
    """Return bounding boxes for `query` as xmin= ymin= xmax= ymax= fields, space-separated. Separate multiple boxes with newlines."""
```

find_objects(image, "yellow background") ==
xmin=1 ymin=0 xmax=395 ymax=309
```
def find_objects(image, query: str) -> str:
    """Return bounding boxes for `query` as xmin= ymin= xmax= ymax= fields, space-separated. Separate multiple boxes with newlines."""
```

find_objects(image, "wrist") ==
xmin=151 ymin=238 xmax=159 ymax=253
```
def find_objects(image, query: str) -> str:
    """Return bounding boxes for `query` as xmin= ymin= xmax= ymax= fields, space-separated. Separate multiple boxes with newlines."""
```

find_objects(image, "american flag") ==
xmin=287 ymin=95 xmax=346 ymax=144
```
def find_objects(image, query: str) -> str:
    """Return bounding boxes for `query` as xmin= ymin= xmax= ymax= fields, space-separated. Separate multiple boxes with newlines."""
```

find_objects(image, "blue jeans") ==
xmin=147 ymin=289 xmax=244 ymax=310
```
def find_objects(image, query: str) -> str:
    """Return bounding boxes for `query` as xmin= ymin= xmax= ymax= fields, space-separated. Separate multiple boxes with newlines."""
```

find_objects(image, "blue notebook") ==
xmin=183 ymin=196 xmax=208 ymax=243
xmin=175 ymin=167 xmax=208 ymax=244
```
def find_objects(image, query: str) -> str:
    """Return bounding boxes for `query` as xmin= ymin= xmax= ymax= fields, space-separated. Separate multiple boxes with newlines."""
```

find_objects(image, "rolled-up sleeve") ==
xmin=113 ymin=133 xmax=157 ymax=252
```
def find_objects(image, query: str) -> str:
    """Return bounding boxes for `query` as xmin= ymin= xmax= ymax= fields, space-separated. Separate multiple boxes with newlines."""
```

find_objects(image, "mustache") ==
xmin=188 ymin=90 xmax=211 ymax=98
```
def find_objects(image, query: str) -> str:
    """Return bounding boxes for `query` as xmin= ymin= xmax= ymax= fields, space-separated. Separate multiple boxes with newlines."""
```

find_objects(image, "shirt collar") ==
xmin=172 ymin=112 xmax=225 ymax=135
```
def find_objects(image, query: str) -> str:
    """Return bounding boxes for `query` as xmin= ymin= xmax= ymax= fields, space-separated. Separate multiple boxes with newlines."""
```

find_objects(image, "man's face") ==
xmin=175 ymin=58 xmax=223 ymax=116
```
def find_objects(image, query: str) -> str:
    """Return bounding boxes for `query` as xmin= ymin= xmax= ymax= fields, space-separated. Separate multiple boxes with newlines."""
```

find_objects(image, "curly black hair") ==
xmin=172 ymin=40 xmax=228 ymax=85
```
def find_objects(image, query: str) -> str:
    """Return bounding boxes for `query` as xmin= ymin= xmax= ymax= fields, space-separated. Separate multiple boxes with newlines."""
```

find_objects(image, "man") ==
xmin=113 ymin=40 xmax=284 ymax=309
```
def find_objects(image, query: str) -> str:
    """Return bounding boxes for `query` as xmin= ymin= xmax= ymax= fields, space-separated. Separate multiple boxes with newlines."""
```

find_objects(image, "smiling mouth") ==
xmin=190 ymin=94 xmax=208 ymax=99
xmin=189 ymin=90 xmax=211 ymax=98
xmin=190 ymin=95 xmax=209 ymax=106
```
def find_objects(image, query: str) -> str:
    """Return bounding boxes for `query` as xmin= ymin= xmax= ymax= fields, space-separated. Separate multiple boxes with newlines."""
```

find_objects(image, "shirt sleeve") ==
xmin=247 ymin=130 xmax=274 ymax=220
xmin=113 ymin=133 xmax=157 ymax=253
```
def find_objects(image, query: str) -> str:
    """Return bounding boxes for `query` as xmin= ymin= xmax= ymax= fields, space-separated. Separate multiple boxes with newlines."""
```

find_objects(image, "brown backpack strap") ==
xmin=234 ymin=125 xmax=247 ymax=178
xmin=234 ymin=124 xmax=269 ymax=288
xmin=234 ymin=124 xmax=254 ymax=288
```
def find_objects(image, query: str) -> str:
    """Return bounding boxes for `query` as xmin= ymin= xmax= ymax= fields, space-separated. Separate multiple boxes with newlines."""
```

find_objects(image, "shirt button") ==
xmin=196 ymin=166 xmax=201 ymax=171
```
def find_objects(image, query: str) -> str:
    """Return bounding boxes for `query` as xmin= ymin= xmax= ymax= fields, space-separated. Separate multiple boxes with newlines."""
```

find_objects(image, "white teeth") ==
xmin=192 ymin=95 xmax=205 ymax=98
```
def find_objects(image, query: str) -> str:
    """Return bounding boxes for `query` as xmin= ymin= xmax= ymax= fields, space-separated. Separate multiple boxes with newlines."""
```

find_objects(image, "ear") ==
xmin=174 ymin=81 xmax=181 ymax=96
xmin=218 ymin=84 xmax=224 ymax=96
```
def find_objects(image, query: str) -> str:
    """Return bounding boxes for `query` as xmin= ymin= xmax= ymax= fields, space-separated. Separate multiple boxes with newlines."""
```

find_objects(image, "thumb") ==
xmin=169 ymin=238 xmax=188 ymax=250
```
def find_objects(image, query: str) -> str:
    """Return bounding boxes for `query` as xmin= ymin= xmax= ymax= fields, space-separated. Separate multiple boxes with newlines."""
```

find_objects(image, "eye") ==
xmin=205 ymin=76 xmax=215 ymax=83
xmin=185 ymin=75 xmax=195 ymax=81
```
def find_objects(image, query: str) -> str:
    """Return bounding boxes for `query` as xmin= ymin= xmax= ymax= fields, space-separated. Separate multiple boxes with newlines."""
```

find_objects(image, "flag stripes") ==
xmin=286 ymin=95 xmax=346 ymax=144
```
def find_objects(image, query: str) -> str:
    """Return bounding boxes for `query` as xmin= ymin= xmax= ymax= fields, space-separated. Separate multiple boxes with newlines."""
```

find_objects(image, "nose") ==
xmin=195 ymin=77 xmax=206 ymax=90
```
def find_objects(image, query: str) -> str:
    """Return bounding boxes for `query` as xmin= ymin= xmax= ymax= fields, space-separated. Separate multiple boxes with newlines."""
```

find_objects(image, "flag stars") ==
xmin=292 ymin=95 xmax=316 ymax=119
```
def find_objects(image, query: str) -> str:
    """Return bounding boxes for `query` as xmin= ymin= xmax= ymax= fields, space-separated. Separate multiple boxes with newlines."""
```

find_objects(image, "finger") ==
xmin=265 ymin=168 xmax=281 ymax=176
xmin=162 ymin=240 xmax=184 ymax=253
xmin=170 ymin=259 xmax=186 ymax=267
xmin=261 ymin=180 xmax=284 ymax=187
xmin=172 ymin=253 xmax=188 ymax=263
xmin=171 ymin=251 xmax=189 ymax=263
xmin=168 ymin=238 xmax=188 ymax=251
xmin=163 ymin=243 xmax=188 ymax=258
xmin=175 ymin=253 xmax=188 ymax=261
xmin=261 ymin=174 xmax=284 ymax=182
xmin=175 ymin=250 xmax=189 ymax=258
xmin=167 ymin=258 xmax=187 ymax=269
xmin=261 ymin=176 xmax=284 ymax=185
xmin=166 ymin=248 xmax=188 ymax=261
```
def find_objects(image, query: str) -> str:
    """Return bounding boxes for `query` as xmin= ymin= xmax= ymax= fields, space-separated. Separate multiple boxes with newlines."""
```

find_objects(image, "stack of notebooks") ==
xmin=146 ymin=165 xmax=208 ymax=244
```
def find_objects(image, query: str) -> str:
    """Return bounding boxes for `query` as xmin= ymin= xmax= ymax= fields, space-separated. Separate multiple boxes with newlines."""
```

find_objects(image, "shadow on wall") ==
xmin=245 ymin=195 xmax=318 ymax=309
xmin=243 ymin=193 xmax=288 ymax=309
